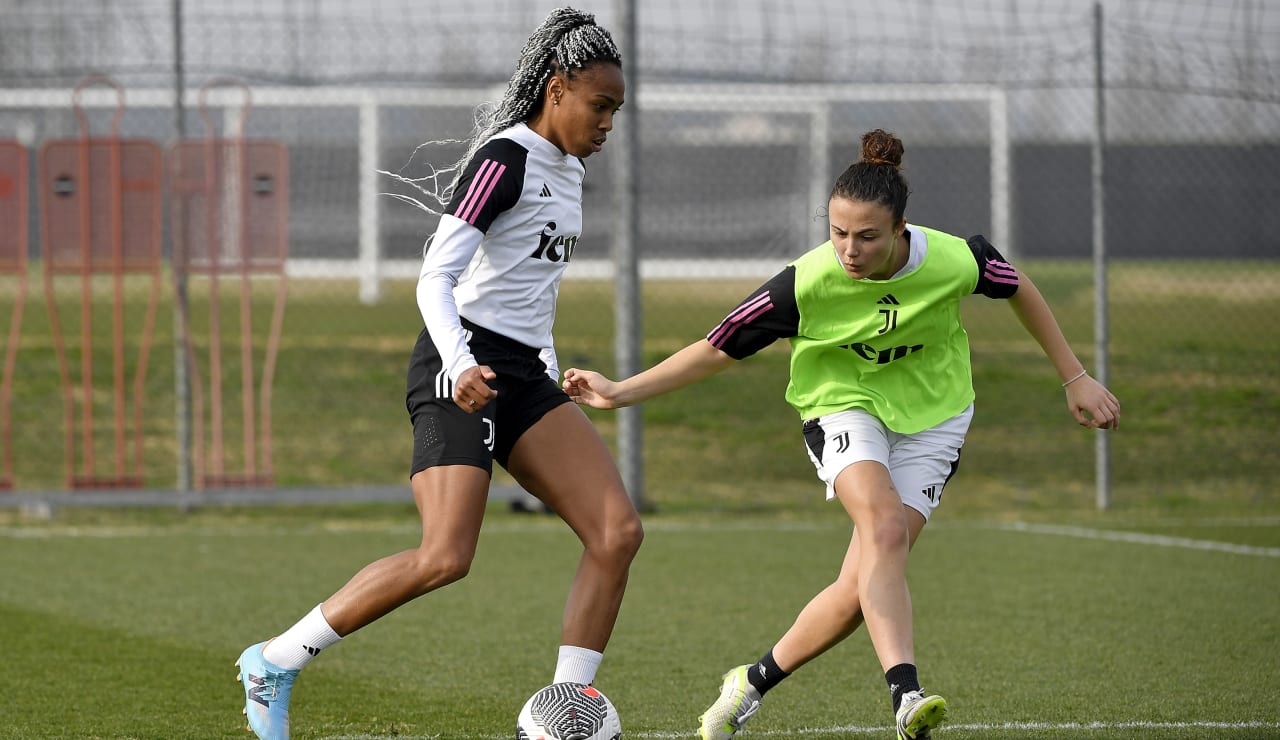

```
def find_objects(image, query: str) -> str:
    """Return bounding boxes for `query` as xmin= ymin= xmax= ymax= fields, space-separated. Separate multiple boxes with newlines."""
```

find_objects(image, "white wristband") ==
xmin=1062 ymin=370 xmax=1088 ymax=387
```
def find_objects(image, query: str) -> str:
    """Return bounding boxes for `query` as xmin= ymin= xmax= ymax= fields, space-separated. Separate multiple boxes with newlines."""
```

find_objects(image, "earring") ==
xmin=553 ymin=96 xmax=561 ymax=106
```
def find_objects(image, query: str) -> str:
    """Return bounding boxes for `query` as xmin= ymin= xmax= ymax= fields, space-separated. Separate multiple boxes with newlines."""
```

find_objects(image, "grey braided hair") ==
xmin=382 ymin=7 xmax=621 ymax=221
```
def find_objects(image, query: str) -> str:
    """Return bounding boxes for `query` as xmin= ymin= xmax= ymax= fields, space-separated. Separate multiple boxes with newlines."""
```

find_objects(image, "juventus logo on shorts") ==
xmin=834 ymin=431 xmax=851 ymax=454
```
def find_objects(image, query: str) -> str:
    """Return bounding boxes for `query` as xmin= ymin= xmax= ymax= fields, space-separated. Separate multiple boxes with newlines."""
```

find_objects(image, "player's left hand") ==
xmin=1066 ymin=374 xmax=1120 ymax=430
xmin=455 ymin=365 xmax=498 ymax=413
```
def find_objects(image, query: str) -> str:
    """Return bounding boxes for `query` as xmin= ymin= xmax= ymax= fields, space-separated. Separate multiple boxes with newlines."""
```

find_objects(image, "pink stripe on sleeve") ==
xmin=984 ymin=259 xmax=1019 ymax=285
xmin=707 ymin=292 xmax=773 ymax=347
xmin=986 ymin=259 xmax=1017 ymax=277
xmin=454 ymin=160 xmax=494 ymax=220
xmin=984 ymin=269 xmax=1020 ymax=285
xmin=456 ymin=160 xmax=507 ymax=224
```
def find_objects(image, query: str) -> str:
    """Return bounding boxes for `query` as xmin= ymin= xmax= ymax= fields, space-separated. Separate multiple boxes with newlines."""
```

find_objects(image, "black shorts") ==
xmin=405 ymin=318 xmax=571 ymax=477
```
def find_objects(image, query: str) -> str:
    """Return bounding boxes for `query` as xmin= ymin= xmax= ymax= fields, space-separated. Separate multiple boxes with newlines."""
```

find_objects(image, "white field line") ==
xmin=991 ymin=521 xmax=1280 ymax=558
xmin=0 ymin=518 xmax=851 ymax=539
xmin=321 ymin=720 xmax=1280 ymax=739
xmin=4 ymin=518 xmax=1280 ymax=557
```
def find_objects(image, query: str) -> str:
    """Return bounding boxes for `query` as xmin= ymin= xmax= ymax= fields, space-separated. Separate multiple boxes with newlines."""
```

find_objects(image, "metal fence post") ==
xmin=1093 ymin=0 xmax=1112 ymax=511
xmin=613 ymin=0 xmax=646 ymax=511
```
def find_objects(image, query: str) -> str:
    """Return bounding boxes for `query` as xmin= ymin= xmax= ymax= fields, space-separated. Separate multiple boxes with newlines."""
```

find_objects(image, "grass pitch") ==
xmin=2 ymin=504 xmax=1278 ymax=738
xmin=2 ymin=259 xmax=1278 ymax=737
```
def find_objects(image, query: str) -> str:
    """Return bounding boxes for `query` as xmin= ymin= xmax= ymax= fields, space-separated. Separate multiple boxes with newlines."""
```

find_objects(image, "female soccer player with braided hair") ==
xmin=564 ymin=129 xmax=1120 ymax=739
xmin=236 ymin=9 xmax=641 ymax=739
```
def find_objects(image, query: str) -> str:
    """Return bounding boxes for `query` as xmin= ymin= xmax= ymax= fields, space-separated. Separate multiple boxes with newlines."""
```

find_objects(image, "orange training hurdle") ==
xmin=168 ymin=80 xmax=289 ymax=489
xmin=0 ymin=139 xmax=29 ymax=490
xmin=38 ymin=76 xmax=163 ymax=489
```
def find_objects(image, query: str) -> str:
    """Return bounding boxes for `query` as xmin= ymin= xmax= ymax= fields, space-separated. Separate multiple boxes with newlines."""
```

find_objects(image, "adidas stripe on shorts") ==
xmin=405 ymin=318 xmax=571 ymax=478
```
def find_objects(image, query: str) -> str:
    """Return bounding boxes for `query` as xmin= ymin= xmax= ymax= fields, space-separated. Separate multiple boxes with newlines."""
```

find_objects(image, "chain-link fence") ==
xmin=0 ymin=1 xmax=1276 ymax=510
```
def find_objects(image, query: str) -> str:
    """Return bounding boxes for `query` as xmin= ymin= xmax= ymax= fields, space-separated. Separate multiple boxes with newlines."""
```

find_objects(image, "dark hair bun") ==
xmin=860 ymin=129 xmax=904 ymax=168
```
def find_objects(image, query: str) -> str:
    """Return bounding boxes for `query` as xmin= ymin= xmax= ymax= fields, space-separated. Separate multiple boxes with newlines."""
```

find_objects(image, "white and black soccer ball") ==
xmin=516 ymin=682 xmax=621 ymax=740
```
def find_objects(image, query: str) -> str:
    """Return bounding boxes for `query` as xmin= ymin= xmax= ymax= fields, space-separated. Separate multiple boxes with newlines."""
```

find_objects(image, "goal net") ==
xmin=0 ymin=81 xmax=1008 ymax=300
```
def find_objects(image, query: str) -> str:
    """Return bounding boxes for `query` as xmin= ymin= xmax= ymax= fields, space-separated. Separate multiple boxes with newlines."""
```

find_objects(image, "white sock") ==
xmin=553 ymin=645 xmax=604 ymax=685
xmin=262 ymin=604 xmax=342 ymax=670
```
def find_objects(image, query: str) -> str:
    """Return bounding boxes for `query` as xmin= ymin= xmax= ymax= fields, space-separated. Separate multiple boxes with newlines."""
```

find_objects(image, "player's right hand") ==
xmin=562 ymin=368 xmax=620 ymax=409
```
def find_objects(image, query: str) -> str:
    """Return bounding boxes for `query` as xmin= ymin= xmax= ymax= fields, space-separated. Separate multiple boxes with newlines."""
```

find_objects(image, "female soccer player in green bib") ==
xmin=563 ymin=129 xmax=1120 ymax=740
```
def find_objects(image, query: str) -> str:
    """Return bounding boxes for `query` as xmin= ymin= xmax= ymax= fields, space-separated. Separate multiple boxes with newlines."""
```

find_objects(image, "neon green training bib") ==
xmin=786 ymin=226 xmax=979 ymax=433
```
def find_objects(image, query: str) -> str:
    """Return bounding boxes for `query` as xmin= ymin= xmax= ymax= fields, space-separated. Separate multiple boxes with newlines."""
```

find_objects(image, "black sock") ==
xmin=884 ymin=663 xmax=920 ymax=712
xmin=745 ymin=649 xmax=790 ymax=696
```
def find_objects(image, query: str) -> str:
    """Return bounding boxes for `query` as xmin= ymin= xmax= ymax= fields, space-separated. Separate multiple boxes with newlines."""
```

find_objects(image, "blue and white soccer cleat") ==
xmin=697 ymin=665 xmax=762 ymax=740
xmin=895 ymin=688 xmax=948 ymax=740
xmin=236 ymin=641 xmax=299 ymax=740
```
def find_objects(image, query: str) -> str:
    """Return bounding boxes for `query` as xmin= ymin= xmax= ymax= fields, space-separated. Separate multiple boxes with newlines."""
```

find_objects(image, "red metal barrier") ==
xmin=169 ymin=80 xmax=289 ymax=489
xmin=38 ymin=76 xmax=163 ymax=489
xmin=0 ymin=140 xmax=29 ymax=491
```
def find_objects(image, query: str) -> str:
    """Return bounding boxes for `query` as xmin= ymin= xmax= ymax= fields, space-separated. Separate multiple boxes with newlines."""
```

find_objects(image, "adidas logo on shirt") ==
xmin=539 ymin=183 xmax=552 ymax=197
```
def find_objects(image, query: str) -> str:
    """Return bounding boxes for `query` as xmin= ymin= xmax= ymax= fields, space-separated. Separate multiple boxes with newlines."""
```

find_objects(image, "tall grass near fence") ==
xmin=3 ymin=260 xmax=1278 ymax=517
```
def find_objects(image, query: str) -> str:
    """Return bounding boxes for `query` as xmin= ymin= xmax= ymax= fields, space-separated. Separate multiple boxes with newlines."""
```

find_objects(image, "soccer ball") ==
xmin=516 ymin=682 xmax=622 ymax=740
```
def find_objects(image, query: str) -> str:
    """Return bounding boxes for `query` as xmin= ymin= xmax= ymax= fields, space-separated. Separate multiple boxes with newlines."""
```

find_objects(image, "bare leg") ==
xmin=771 ymin=504 xmax=927 ymax=672
xmin=828 ymin=460 xmax=915 ymax=671
xmin=318 ymin=464 xmax=491 ymax=636
xmin=505 ymin=403 xmax=644 ymax=651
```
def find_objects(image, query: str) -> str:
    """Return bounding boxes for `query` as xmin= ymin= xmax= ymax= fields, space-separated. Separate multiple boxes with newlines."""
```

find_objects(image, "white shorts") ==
xmin=801 ymin=404 xmax=972 ymax=521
